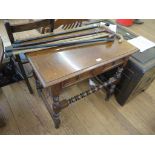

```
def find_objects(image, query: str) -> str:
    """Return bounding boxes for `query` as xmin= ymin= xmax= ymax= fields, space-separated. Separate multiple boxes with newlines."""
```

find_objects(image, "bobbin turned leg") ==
xmin=51 ymin=84 xmax=62 ymax=129
xmin=52 ymin=96 xmax=61 ymax=128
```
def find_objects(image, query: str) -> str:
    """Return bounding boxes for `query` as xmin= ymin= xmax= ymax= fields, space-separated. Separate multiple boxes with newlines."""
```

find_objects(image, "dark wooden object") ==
xmin=27 ymin=39 xmax=138 ymax=128
xmin=0 ymin=36 xmax=4 ymax=64
xmin=0 ymin=56 xmax=4 ymax=128
xmin=0 ymin=108 xmax=6 ymax=127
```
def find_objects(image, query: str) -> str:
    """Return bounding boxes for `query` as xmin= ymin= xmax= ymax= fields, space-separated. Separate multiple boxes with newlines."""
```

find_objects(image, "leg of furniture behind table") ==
xmin=33 ymin=71 xmax=43 ymax=96
xmin=0 ymin=108 xmax=6 ymax=127
xmin=16 ymin=55 xmax=33 ymax=94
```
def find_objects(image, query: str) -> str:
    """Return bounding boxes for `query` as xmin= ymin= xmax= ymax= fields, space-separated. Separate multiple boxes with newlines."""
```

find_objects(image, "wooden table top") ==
xmin=27 ymin=40 xmax=139 ymax=88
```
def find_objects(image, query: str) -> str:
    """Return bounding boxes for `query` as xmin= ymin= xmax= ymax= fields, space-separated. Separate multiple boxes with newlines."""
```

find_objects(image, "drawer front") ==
xmin=62 ymin=71 xmax=92 ymax=88
xmin=92 ymin=58 xmax=125 ymax=76
xmin=62 ymin=58 xmax=126 ymax=88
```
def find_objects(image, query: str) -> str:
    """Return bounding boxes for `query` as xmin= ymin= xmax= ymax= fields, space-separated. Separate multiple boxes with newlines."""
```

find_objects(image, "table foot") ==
xmin=52 ymin=113 xmax=61 ymax=129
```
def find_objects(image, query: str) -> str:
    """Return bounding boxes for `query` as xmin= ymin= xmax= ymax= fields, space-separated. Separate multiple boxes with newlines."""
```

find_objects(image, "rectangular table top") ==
xmin=27 ymin=40 xmax=139 ymax=87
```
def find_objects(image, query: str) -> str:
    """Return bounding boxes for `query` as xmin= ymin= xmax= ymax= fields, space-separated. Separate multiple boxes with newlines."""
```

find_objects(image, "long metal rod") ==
xmin=6 ymin=38 xmax=114 ymax=56
xmin=14 ymin=23 xmax=102 ymax=44
xmin=7 ymin=34 xmax=112 ymax=52
xmin=13 ymin=29 xmax=107 ymax=48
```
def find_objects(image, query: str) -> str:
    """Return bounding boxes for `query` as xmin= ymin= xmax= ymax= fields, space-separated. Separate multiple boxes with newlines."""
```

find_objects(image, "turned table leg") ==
xmin=52 ymin=96 xmax=61 ymax=128
xmin=51 ymin=84 xmax=62 ymax=129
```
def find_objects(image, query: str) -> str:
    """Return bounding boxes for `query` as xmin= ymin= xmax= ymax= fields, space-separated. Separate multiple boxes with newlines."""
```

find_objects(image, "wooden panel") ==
xmin=11 ymin=20 xmax=54 ymax=33
xmin=27 ymin=40 xmax=138 ymax=87
xmin=4 ymin=21 xmax=15 ymax=43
